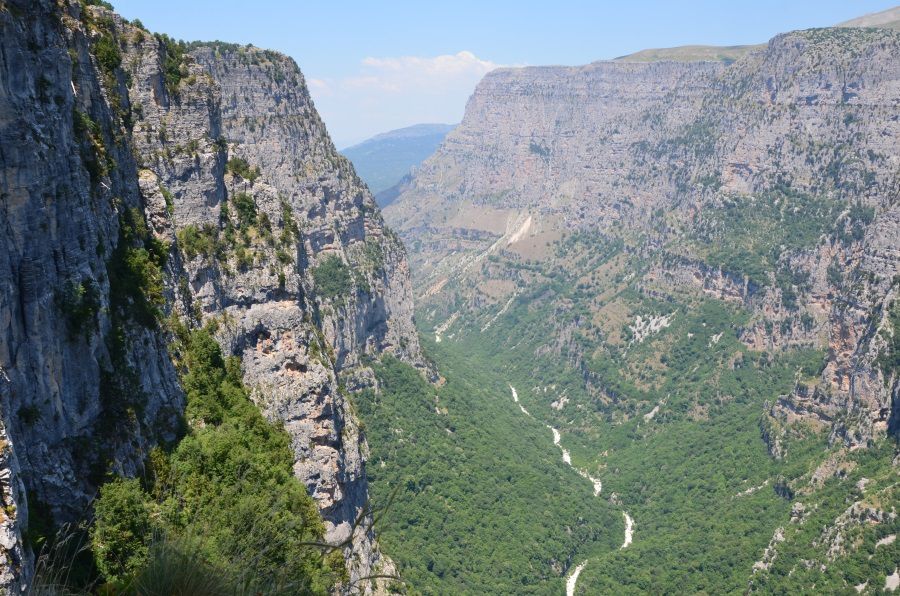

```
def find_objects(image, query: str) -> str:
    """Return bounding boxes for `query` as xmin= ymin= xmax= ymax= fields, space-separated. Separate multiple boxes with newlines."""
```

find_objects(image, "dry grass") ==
xmin=477 ymin=278 xmax=516 ymax=300
xmin=615 ymin=44 xmax=763 ymax=63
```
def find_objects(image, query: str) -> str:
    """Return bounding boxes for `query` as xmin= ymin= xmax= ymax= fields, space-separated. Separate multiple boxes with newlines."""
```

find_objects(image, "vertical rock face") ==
xmin=0 ymin=3 xmax=186 ymax=590
xmin=705 ymin=29 xmax=900 ymax=448
xmin=0 ymin=376 xmax=30 ymax=592
xmin=416 ymin=60 xmax=723 ymax=209
xmin=387 ymin=28 xmax=900 ymax=448
xmin=0 ymin=1 xmax=425 ymax=591
xmin=385 ymin=60 xmax=726 ymax=298
xmin=190 ymin=46 xmax=425 ymax=372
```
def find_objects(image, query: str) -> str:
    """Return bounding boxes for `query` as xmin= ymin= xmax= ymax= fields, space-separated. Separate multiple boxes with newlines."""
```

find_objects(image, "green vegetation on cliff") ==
xmin=692 ymin=190 xmax=838 ymax=288
xmin=88 ymin=325 xmax=342 ymax=593
xmin=312 ymin=255 xmax=353 ymax=299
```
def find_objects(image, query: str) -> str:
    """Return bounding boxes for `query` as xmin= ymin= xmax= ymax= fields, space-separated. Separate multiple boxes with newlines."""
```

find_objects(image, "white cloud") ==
xmin=346 ymin=51 xmax=501 ymax=93
xmin=309 ymin=51 xmax=503 ymax=147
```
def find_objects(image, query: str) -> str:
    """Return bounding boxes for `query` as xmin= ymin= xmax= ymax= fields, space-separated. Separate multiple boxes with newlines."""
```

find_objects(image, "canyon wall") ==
xmin=387 ymin=27 xmax=900 ymax=449
xmin=0 ymin=1 xmax=425 ymax=590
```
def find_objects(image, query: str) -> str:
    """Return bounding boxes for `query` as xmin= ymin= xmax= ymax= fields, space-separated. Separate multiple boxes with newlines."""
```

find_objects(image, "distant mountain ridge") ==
xmin=837 ymin=5 xmax=900 ymax=30
xmin=614 ymin=5 xmax=900 ymax=63
xmin=614 ymin=44 xmax=761 ymax=63
xmin=355 ymin=122 xmax=456 ymax=144
xmin=341 ymin=123 xmax=455 ymax=202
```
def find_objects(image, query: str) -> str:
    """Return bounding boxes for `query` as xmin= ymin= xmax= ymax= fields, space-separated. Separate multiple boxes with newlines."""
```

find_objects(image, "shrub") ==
xmin=156 ymin=34 xmax=187 ymax=96
xmin=226 ymin=157 xmax=260 ymax=183
xmin=276 ymin=248 xmax=293 ymax=265
xmin=827 ymin=261 xmax=843 ymax=287
xmin=177 ymin=224 xmax=218 ymax=261
xmin=107 ymin=208 xmax=168 ymax=327
xmin=93 ymin=32 xmax=121 ymax=76
xmin=234 ymin=245 xmax=253 ymax=271
xmin=279 ymin=199 xmax=299 ymax=245
xmin=129 ymin=537 xmax=239 ymax=595
xmin=73 ymin=109 xmax=109 ymax=185
xmin=17 ymin=405 xmax=40 ymax=426
xmin=126 ymin=248 xmax=164 ymax=313
xmin=257 ymin=212 xmax=273 ymax=243
xmin=160 ymin=185 xmax=175 ymax=215
xmin=875 ymin=300 xmax=899 ymax=383
xmin=312 ymin=255 xmax=353 ymax=300
xmin=362 ymin=240 xmax=385 ymax=273
xmin=56 ymin=278 xmax=101 ymax=339
xmin=529 ymin=141 xmax=550 ymax=157
xmin=90 ymin=478 xmax=152 ymax=584
xmin=232 ymin=192 xmax=257 ymax=226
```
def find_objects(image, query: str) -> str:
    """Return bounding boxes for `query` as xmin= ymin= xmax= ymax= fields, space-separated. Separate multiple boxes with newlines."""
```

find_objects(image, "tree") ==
xmin=91 ymin=478 xmax=152 ymax=584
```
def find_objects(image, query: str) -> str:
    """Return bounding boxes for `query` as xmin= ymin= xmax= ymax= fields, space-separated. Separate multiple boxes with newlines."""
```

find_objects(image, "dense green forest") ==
xmin=363 ymin=322 xmax=897 ymax=594
xmin=362 ymin=225 xmax=898 ymax=594
xmin=356 ymin=354 xmax=622 ymax=594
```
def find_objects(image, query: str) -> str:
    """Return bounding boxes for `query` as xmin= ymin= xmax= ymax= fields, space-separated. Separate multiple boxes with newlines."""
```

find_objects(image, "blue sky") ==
xmin=113 ymin=1 xmax=898 ymax=147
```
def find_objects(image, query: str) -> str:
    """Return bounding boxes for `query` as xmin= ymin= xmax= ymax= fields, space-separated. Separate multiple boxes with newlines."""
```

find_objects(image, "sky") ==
xmin=113 ymin=1 xmax=898 ymax=148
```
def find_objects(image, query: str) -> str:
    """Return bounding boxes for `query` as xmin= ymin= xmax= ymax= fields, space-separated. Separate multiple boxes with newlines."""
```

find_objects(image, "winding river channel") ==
xmin=508 ymin=385 xmax=633 ymax=596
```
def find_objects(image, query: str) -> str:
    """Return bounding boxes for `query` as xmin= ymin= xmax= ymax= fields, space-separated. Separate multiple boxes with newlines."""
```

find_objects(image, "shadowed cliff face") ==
xmin=387 ymin=28 xmax=900 ymax=449
xmin=0 ymin=1 xmax=425 ymax=591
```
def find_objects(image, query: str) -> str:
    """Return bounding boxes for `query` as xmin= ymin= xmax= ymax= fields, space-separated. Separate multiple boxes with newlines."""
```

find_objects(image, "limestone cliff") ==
xmin=387 ymin=27 xmax=900 ymax=449
xmin=0 ymin=0 xmax=424 ymax=591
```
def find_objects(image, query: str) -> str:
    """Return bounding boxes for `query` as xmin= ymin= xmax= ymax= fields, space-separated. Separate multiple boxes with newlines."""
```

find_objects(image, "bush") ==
xmin=160 ymin=185 xmax=175 ymax=215
xmin=234 ymin=245 xmax=253 ymax=271
xmin=276 ymin=248 xmax=293 ymax=265
xmin=226 ymin=157 xmax=260 ymax=183
xmin=177 ymin=224 xmax=219 ymax=261
xmin=129 ymin=537 xmax=234 ymax=596
xmin=56 ymin=278 xmax=101 ymax=339
xmin=312 ymin=255 xmax=353 ymax=300
xmin=232 ymin=192 xmax=257 ymax=226
xmin=875 ymin=300 xmax=899 ymax=382
xmin=125 ymin=247 xmax=164 ymax=314
xmin=90 ymin=478 xmax=152 ymax=584
xmin=279 ymin=199 xmax=299 ymax=246
xmin=72 ymin=109 xmax=109 ymax=185
xmin=93 ymin=32 xmax=121 ymax=77
xmin=156 ymin=34 xmax=187 ymax=96
xmin=362 ymin=240 xmax=385 ymax=273
xmin=17 ymin=405 xmax=40 ymax=426
xmin=107 ymin=208 xmax=168 ymax=327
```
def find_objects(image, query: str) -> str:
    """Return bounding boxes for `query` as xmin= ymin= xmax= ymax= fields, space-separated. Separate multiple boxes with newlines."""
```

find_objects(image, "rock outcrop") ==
xmin=0 ymin=0 xmax=424 ymax=591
